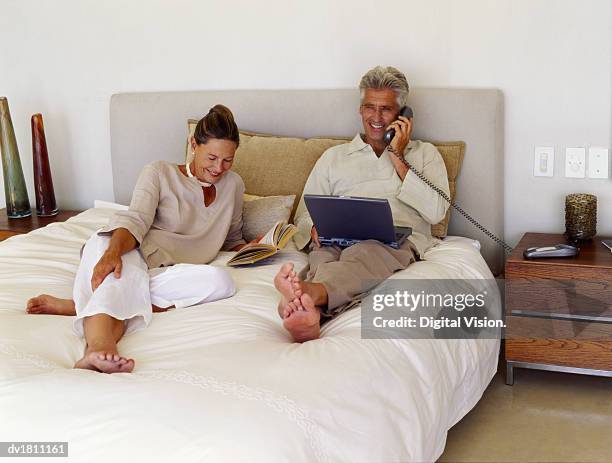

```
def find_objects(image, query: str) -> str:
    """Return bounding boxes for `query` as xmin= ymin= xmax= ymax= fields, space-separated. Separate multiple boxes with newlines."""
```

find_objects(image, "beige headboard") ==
xmin=110 ymin=88 xmax=504 ymax=274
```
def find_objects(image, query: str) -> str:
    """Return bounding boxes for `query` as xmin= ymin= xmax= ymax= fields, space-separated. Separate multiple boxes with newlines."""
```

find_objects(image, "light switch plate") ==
xmin=534 ymin=146 xmax=554 ymax=177
xmin=565 ymin=147 xmax=586 ymax=178
xmin=588 ymin=147 xmax=609 ymax=179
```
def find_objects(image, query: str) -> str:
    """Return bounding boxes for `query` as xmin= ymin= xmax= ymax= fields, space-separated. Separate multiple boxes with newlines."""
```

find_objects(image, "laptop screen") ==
xmin=304 ymin=195 xmax=397 ymax=242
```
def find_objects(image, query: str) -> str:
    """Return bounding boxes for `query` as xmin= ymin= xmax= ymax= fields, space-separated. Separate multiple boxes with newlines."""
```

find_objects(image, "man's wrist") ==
xmin=388 ymin=153 xmax=409 ymax=181
xmin=388 ymin=145 xmax=407 ymax=161
xmin=397 ymin=165 xmax=409 ymax=181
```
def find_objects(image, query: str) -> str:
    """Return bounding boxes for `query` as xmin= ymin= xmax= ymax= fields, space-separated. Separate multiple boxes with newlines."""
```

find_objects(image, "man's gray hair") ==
xmin=359 ymin=66 xmax=410 ymax=107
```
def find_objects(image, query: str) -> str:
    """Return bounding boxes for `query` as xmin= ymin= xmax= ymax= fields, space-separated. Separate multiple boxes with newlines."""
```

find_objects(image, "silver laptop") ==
xmin=303 ymin=195 xmax=412 ymax=249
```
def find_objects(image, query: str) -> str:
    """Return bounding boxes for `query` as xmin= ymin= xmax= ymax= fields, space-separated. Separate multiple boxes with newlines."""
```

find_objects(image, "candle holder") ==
xmin=31 ymin=114 xmax=58 ymax=216
xmin=565 ymin=193 xmax=597 ymax=242
xmin=0 ymin=97 xmax=31 ymax=218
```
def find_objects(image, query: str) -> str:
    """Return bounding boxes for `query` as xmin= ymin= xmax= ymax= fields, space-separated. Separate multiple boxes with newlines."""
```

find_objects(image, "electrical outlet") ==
xmin=565 ymin=147 xmax=586 ymax=178
xmin=534 ymin=146 xmax=554 ymax=177
xmin=588 ymin=147 xmax=609 ymax=179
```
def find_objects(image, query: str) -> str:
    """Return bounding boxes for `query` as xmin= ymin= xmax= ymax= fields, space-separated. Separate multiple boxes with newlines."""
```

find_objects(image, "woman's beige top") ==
xmin=99 ymin=160 xmax=246 ymax=269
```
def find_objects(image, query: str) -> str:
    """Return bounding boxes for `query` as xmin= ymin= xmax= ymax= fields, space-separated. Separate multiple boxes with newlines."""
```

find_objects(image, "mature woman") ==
xmin=27 ymin=105 xmax=250 ymax=374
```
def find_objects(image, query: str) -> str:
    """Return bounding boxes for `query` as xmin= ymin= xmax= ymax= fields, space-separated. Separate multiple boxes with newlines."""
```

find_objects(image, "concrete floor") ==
xmin=439 ymin=369 xmax=612 ymax=463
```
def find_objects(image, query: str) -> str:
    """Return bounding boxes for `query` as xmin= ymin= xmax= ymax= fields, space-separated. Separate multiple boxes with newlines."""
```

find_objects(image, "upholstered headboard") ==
xmin=110 ymin=88 xmax=504 ymax=274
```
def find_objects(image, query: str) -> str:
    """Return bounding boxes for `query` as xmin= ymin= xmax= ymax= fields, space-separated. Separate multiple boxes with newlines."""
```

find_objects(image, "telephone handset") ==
xmin=385 ymin=107 xmax=514 ymax=254
xmin=383 ymin=106 xmax=413 ymax=145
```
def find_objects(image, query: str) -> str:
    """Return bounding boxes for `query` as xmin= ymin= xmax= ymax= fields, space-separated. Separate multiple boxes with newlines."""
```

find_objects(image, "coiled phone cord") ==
xmin=394 ymin=150 xmax=514 ymax=254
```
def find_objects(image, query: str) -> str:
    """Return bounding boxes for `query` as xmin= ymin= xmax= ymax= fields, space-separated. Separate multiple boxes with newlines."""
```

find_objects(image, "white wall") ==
xmin=1 ymin=0 xmax=610 ymax=245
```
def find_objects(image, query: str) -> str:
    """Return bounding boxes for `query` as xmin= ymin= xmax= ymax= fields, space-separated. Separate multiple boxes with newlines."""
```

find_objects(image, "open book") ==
xmin=227 ymin=221 xmax=297 ymax=266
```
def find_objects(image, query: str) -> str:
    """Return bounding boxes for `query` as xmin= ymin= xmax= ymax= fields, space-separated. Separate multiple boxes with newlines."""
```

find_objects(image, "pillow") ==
xmin=93 ymin=200 xmax=128 ymax=211
xmin=242 ymin=194 xmax=296 ymax=242
xmin=428 ymin=141 xmax=465 ymax=237
xmin=243 ymin=193 xmax=260 ymax=202
xmin=186 ymin=120 xmax=464 ymax=237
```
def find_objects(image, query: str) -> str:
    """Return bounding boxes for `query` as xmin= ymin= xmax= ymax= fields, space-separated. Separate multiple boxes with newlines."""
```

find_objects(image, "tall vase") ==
xmin=0 ymin=97 xmax=31 ymax=218
xmin=31 ymin=114 xmax=58 ymax=216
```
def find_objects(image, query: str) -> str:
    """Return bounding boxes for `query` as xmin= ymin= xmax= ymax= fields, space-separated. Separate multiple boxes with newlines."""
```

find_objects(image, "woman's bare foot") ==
xmin=26 ymin=295 xmax=76 ymax=315
xmin=74 ymin=351 xmax=135 ymax=373
xmin=152 ymin=304 xmax=172 ymax=313
xmin=27 ymin=295 xmax=169 ymax=315
xmin=282 ymin=294 xmax=321 ymax=342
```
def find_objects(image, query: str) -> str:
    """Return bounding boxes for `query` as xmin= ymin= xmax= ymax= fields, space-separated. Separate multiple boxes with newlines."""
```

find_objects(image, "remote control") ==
xmin=523 ymin=244 xmax=579 ymax=259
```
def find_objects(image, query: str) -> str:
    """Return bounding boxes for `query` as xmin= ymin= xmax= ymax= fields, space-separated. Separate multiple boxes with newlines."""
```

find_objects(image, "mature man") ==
xmin=274 ymin=65 xmax=450 ymax=342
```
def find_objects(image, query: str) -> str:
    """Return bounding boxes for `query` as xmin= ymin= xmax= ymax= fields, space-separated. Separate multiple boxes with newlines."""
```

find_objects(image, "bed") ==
xmin=0 ymin=88 xmax=504 ymax=462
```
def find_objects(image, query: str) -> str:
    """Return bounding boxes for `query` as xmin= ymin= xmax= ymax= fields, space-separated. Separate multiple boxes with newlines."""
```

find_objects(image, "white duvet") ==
xmin=0 ymin=208 xmax=498 ymax=463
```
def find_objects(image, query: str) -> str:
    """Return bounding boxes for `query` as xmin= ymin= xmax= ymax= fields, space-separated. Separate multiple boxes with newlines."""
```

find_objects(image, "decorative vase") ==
xmin=31 ymin=114 xmax=58 ymax=216
xmin=0 ymin=97 xmax=31 ymax=218
xmin=565 ymin=193 xmax=597 ymax=241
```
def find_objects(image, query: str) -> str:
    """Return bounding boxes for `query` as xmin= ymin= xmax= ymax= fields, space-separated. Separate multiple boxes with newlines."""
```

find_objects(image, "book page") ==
xmin=227 ymin=247 xmax=277 ymax=266
xmin=235 ymin=243 xmax=275 ymax=254
xmin=259 ymin=222 xmax=282 ymax=246
xmin=227 ymin=222 xmax=296 ymax=266
xmin=277 ymin=223 xmax=297 ymax=249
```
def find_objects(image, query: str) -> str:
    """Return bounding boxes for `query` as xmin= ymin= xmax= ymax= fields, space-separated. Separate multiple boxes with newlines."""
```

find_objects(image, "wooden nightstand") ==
xmin=0 ymin=208 xmax=82 ymax=241
xmin=505 ymin=232 xmax=612 ymax=385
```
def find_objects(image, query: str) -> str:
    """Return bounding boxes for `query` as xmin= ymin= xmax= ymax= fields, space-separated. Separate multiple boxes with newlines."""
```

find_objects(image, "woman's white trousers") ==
xmin=73 ymin=233 xmax=235 ymax=337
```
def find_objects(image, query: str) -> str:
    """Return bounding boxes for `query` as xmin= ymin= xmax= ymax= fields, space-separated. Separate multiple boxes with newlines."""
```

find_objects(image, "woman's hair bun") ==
xmin=193 ymin=104 xmax=239 ymax=147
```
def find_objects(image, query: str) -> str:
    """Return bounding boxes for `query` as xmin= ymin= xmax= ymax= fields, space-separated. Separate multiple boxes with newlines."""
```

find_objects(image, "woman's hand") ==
xmin=91 ymin=251 xmax=123 ymax=291
xmin=90 ymin=228 xmax=137 ymax=291
xmin=232 ymin=235 xmax=263 ymax=251
xmin=250 ymin=235 xmax=263 ymax=245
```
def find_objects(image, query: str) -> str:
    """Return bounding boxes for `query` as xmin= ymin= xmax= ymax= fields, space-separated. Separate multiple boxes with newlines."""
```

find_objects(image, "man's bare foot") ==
xmin=274 ymin=263 xmax=328 ymax=309
xmin=274 ymin=262 xmax=299 ymax=302
xmin=278 ymin=296 xmax=304 ymax=319
xmin=283 ymin=294 xmax=321 ymax=343
xmin=26 ymin=295 xmax=76 ymax=316
xmin=74 ymin=351 xmax=135 ymax=373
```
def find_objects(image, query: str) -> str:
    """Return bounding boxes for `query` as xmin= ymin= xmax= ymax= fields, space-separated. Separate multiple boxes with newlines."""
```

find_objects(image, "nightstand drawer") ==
xmin=506 ymin=316 xmax=612 ymax=371
xmin=506 ymin=277 xmax=612 ymax=320
xmin=506 ymin=261 xmax=612 ymax=282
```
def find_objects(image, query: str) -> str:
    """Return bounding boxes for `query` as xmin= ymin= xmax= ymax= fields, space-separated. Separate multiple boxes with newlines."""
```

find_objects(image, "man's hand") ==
xmin=91 ymin=251 xmax=123 ymax=291
xmin=311 ymin=226 xmax=321 ymax=248
xmin=387 ymin=115 xmax=412 ymax=181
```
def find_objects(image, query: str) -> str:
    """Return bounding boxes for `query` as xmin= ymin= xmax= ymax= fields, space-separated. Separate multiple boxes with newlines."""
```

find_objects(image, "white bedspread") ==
xmin=0 ymin=208 xmax=498 ymax=463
